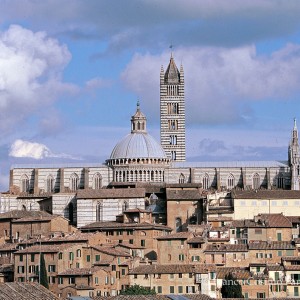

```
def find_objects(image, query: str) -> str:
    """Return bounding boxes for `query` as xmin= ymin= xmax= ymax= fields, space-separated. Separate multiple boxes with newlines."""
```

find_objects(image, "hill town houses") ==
xmin=1 ymin=55 xmax=300 ymax=299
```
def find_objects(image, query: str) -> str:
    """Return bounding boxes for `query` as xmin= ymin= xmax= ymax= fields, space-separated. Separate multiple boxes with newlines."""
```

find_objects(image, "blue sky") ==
xmin=0 ymin=0 xmax=300 ymax=189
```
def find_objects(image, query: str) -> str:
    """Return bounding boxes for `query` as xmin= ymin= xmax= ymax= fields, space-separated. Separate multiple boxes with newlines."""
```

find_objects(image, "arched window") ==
xmin=202 ymin=174 xmax=210 ymax=189
xmin=68 ymin=202 xmax=74 ymax=224
xmin=253 ymin=173 xmax=260 ymax=190
xmin=227 ymin=174 xmax=235 ymax=189
xmin=70 ymin=173 xmax=79 ymax=191
xmin=122 ymin=201 xmax=128 ymax=212
xmin=46 ymin=175 xmax=54 ymax=193
xmin=277 ymin=175 xmax=285 ymax=189
xmin=175 ymin=217 xmax=182 ymax=232
xmin=93 ymin=173 xmax=102 ymax=189
xmin=179 ymin=173 xmax=185 ymax=184
xmin=76 ymin=249 xmax=81 ymax=257
xmin=20 ymin=175 xmax=29 ymax=193
xmin=96 ymin=201 xmax=103 ymax=222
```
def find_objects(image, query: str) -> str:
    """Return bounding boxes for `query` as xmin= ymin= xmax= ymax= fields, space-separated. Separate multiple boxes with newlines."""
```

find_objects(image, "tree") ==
xmin=221 ymin=272 xmax=244 ymax=298
xmin=39 ymin=253 xmax=49 ymax=289
xmin=120 ymin=284 xmax=156 ymax=295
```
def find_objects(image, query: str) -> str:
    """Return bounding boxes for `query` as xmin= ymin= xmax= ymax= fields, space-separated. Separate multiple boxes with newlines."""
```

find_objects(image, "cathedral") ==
xmin=0 ymin=54 xmax=299 ymax=228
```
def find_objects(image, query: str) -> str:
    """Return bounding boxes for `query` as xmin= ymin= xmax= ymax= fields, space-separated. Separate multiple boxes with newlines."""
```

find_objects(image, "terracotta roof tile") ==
xmin=205 ymin=244 xmax=247 ymax=252
xmin=248 ymin=241 xmax=295 ymax=250
xmin=129 ymin=264 xmax=214 ymax=275
xmin=0 ymin=210 xmax=51 ymax=220
xmin=232 ymin=189 xmax=300 ymax=199
xmin=217 ymin=267 xmax=251 ymax=280
xmin=156 ymin=232 xmax=192 ymax=240
xmin=233 ymin=214 xmax=292 ymax=228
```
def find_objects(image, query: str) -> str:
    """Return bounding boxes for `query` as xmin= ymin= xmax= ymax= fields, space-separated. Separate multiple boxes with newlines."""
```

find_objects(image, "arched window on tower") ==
xmin=93 ymin=173 xmax=102 ymax=189
xmin=20 ymin=175 xmax=29 ymax=193
xmin=202 ymin=174 xmax=210 ymax=190
xmin=227 ymin=174 xmax=235 ymax=189
xmin=122 ymin=201 xmax=129 ymax=212
xmin=46 ymin=175 xmax=54 ymax=193
xmin=70 ymin=173 xmax=79 ymax=191
xmin=252 ymin=173 xmax=260 ymax=190
xmin=179 ymin=173 xmax=185 ymax=184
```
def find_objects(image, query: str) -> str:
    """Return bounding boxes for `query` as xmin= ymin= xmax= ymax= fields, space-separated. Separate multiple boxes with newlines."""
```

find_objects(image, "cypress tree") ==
xmin=221 ymin=272 xmax=244 ymax=298
xmin=39 ymin=253 xmax=49 ymax=289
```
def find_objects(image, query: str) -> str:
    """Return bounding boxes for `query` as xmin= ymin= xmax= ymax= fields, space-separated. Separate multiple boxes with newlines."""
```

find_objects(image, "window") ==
xmin=95 ymin=255 xmax=101 ymax=261
xmin=286 ymin=249 xmax=294 ymax=256
xmin=18 ymin=266 xmax=25 ymax=274
xmin=69 ymin=173 xmax=79 ymax=191
xmin=170 ymin=286 xmax=175 ymax=293
xmin=179 ymin=173 xmax=185 ymax=183
xmin=278 ymin=250 xmax=282 ymax=256
xmin=251 ymin=201 xmax=257 ymax=206
xmin=86 ymin=255 xmax=90 ymax=262
xmin=169 ymin=135 xmax=177 ymax=145
xmin=129 ymin=239 xmax=133 ymax=244
xmin=202 ymin=174 xmax=210 ymax=189
xmin=295 ymin=286 xmax=299 ymax=296
xmin=141 ymin=240 xmax=145 ymax=247
xmin=58 ymin=253 xmax=63 ymax=260
xmin=48 ymin=265 xmax=56 ymax=272
xmin=272 ymin=201 xmax=277 ymax=206
xmin=93 ymin=173 xmax=102 ymax=189
xmin=253 ymin=173 xmax=260 ymax=189
xmin=95 ymin=277 xmax=99 ymax=284
xmin=31 ymin=254 xmax=35 ymax=262
xmin=178 ymin=286 xmax=183 ymax=293
xmin=283 ymin=201 xmax=288 ymax=206
xmin=277 ymin=232 xmax=282 ymax=241
xmin=58 ymin=277 xmax=63 ymax=284
xmin=169 ymin=274 xmax=174 ymax=279
xmin=69 ymin=252 xmax=74 ymax=261
xmin=277 ymin=175 xmax=285 ymax=188
xmin=76 ymin=249 xmax=81 ymax=257
xmin=227 ymin=174 xmax=235 ymax=189
xmin=240 ymin=201 xmax=246 ymax=206
xmin=262 ymin=201 xmax=267 ymax=206
xmin=96 ymin=201 xmax=103 ymax=222
xmin=255 ymin=229 xmax=262 ymax=235
xmin=157 ymin=286 xmax=162 ymax=293
xmin=257 ymin=292 xmax=265 ymax=298
xmin=29 ymin=265 xmax=35 ymax=273
xmin=69 ymin=277 xmax=75 ymax=284
xmin=49 ymin=276 xmax=55 ymax=284
xmin=192 ymin=256 xmax=200 ymax=262
xmin=121 ymin=269 xmax=126 ymax=276
xmin=46 ymin=175 xmax=54 ymax=192
xmin=20 ymin=175 xmax=29 ymax=192
xmin=175 ymin=217 xmax=182 ymax=232
xmin=179 ymin=254 xmax=184 ymax=261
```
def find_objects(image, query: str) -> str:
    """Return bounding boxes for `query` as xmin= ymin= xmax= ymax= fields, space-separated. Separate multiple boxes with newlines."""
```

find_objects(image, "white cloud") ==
xmin=121 ymin=44 xmax=300 ymax=124
xmin=85 ymin=77 xmax=112 ymax=90
xmin=9 ymin=139 xmax=81 ymax=160
xmin=0 ymin=25 xmax=76 ymax=135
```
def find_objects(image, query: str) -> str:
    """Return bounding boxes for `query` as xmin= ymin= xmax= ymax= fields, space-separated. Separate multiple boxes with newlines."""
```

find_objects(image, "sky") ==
xmin=0 ymin=0 xmax=300 ymax=189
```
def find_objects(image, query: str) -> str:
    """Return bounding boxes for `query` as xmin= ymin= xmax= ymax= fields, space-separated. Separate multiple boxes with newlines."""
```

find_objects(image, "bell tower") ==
xmin=289 ymin=118 xmax=300 ymax=190
xmin=160 ymin=54 xmax=186 ymax=161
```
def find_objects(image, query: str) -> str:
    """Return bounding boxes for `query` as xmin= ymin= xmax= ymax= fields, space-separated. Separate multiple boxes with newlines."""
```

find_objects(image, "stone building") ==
xmin=1 ymin=55 xmax=300 ymax=231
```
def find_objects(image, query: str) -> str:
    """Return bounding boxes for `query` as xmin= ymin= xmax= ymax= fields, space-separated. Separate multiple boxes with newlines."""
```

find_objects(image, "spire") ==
xmin=164 ymin=54 xmax=180 ymax=84
xmin=292 ymin=118 xmax=299 ymax=145
xmin=131 ymin=101 xmax=147 ymax=133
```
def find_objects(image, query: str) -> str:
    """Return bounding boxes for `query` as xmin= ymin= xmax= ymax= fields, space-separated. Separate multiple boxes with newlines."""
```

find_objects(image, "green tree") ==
xmin=221 ymin=273 xmax=244 ymax=298
xmin=39 ymin=253 xmax=49 ymax=289
xmin=120 ymin=284 xmax=156 ymax=295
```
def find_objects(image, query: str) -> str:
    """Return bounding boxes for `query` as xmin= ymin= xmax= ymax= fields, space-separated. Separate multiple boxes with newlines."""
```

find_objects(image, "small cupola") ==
xmin=131 ymin=101 xmax=147 ymax=133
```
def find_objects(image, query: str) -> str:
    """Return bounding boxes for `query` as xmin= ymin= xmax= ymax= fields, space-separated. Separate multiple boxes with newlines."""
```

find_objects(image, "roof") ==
xmin=217 ymin=267 xmax=251 ymax=280
xmin=166 ymin=189 xmax=202 ymax=200
xmin=266 ymin=265 xmax=284 ymax=271
xmin=173 ymin=160 xmax=288 ymax=168
xmin=282 ymin=256 xmax=300 ymax=261
xmin=232 ymin=214 xmax=292 ymax=228
xmin=205 ymin=244 xmax=248 ymax=252
xmin=109 ymin=132 xmax=167 ymax=160
xmin=129 ymin=264 xmax=214 ymax=275
xmin=232 ymin=189 xmax=300 ymax=199
xmin=77 ymin=188 xmax=146 ymax=199
xmin=15 ymin=244 xmax=74 ymax=254
xmin=248 ymin=241 xmax=295 ymax=250
xmin=12 ymin=214 xmax=63 ymax=223
xmin=81 ymin=221 xmax=171 ymax=231
xmin=0 ymin=282 xmax=59 ymax=300
xmin=0 ymin=210 xmax=51 ymax=220
xmin=58 ymin=266 xmax=106 ymax=276
xmin=156 ymin=232 xmax=192 ymax=240
xmin=92 ymin=245 xmax=130 ymax=257
xmin=164 ymin=55 xmax=180 ymax=83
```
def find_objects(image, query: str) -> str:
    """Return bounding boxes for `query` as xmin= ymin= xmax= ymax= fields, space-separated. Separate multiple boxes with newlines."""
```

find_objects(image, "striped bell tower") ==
xmin=160 ymin=54 xmax=186 ymax=161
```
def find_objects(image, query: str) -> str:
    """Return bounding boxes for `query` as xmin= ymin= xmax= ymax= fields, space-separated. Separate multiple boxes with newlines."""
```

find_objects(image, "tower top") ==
xmin=164 ymin=55 xmax=180 ymax=84
xmin=131 ymin=101 xmax=146 ymax=133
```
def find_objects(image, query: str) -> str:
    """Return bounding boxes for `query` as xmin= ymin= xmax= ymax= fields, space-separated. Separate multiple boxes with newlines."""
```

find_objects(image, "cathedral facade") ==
xmin=0 ymin=55 xmax=299 ymax=228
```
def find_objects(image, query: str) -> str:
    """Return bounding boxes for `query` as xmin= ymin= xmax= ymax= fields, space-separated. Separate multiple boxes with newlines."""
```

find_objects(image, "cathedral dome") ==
xmin=110 ymin=132 xmax=167 ymax=160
